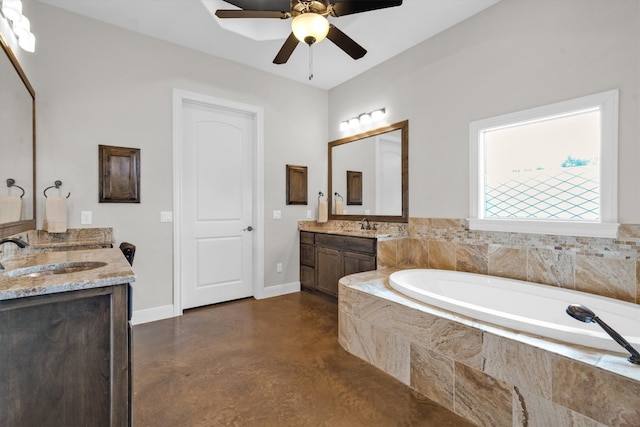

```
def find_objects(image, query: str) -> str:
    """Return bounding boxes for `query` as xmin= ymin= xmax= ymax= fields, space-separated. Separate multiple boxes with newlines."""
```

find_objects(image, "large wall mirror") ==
xmin=0 ymin=33 xmax=36 ymax=238
xmin=329 ymin=120 xmax=408 ymax=222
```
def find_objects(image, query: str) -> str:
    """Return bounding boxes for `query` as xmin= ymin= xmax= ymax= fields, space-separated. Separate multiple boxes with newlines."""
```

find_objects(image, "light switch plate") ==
xmin=273 ymin=210 xmax=282 ymax=220
xmin=160 ymin=211 xmax=173 ymax=222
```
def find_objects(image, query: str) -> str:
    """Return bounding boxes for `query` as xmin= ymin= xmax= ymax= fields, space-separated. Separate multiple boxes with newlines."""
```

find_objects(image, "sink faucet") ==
xmin=0 ymin=238 xmax=28 ymax=248
xmin=360 ymin=218 xmax=371 ymax=230
xmin=0 ymin=238 xmax=29 ymax=271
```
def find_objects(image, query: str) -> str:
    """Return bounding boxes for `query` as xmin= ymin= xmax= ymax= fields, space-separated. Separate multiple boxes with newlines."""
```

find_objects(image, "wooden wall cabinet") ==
xmin=0 ymin=284 xmax=131 ymax=426
xmin=300 ymin=231 xmax=376 ymax=297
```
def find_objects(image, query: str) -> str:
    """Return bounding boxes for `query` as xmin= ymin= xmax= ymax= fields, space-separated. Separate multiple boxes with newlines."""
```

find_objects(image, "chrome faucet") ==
xmin=0 ymin=238 xmax=28 ymax=271
xmin=360 ymin=218 xmax=371 ymax=230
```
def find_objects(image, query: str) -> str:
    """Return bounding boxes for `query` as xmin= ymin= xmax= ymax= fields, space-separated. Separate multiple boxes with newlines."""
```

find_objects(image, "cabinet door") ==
xmin=344 ymin=251 xmax=376 ymax=276
xmin=0 ymin=285 xmax=130 ymax=427
xmin=316 ymin=246 xmax=343 ymax=296
xmin=300 ymin=265 xmax=316 ymax=289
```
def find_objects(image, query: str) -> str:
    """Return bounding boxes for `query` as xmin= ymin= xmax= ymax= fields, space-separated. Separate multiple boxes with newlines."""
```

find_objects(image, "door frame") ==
xmin=172 ymin=89 xmax=265 ymax=316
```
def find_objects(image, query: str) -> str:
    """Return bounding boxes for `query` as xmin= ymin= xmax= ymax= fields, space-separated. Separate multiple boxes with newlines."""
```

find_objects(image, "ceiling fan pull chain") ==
xmin=308 ymin=44 xmax=314 ymax=80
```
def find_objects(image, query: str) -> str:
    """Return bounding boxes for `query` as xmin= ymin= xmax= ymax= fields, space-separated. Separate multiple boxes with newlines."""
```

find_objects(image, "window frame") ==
xmin=469 ymin=89 xmax=619 ymax=238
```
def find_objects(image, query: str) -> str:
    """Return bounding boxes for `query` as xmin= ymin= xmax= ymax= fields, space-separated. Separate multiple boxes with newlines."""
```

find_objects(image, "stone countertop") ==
xmin=298 ymin=222 xmax=408 ymax=240
xmin=0 ymin=248 xmax=136 ymax=301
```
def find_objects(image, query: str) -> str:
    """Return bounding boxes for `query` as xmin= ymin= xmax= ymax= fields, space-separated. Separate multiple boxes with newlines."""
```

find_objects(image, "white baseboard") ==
xmin=256 ymin=281 xmax=300 ymax=299
xmin=131 ymin=283 xmax=301 ymax=323
xmin=131 ymin=304 xmax=176 ymax=325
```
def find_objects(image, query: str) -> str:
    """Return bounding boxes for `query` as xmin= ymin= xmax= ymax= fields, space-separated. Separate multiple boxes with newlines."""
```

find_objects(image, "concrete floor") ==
xmin=133 ymin=291 xmax=474 ymax=426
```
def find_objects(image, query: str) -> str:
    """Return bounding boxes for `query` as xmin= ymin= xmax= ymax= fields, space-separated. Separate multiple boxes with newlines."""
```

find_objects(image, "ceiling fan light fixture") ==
xmin=292 ymin=13 xmax=329 ymax=45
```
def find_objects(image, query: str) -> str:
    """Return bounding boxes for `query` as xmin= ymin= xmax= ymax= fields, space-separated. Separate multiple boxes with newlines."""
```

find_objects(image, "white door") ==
xmin=180 ymin=100 xmax=255 ymax=309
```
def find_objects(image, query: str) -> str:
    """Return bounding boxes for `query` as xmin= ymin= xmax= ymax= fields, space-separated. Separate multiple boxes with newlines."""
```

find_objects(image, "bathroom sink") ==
xmin=4 ymin=261 xmax=107 ymax=278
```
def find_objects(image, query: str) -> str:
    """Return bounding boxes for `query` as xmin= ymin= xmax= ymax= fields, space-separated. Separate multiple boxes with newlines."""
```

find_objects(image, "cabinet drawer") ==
xmin=315 ymin=233 xmax=376 ymax=255
xmin=300 ymin=243 xmax=315 ymax=267
xmin=342 ymin=236 xmax=376 ymax=254
xmin=300 ymin=231 xmax=315 ymax=245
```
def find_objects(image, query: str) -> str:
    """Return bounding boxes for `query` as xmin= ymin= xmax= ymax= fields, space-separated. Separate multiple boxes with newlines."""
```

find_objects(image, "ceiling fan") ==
xmin=215 ymin=0 xmax=403 ymax=65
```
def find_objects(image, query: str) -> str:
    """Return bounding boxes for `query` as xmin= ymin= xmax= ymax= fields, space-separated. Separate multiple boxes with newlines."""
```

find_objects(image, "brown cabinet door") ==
xmin=0 ymin=286 xmax=130 ymax=426
xmin=343 ymin=251 xmax=376 ymax=276
xmin=316 ymin=246 xmax=343 ymax=296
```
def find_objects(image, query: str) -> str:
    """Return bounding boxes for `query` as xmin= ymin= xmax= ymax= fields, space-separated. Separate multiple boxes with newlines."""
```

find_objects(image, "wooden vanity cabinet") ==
xmin=300 ymin=231 xmax=376 ymax=297
xmin=0 ymin=284 xmax=131 ymax=426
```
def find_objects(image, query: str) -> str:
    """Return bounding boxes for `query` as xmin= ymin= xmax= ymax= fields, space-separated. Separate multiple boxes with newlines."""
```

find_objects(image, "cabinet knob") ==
xmin=243 ymin=226 xmax=254 ymax=232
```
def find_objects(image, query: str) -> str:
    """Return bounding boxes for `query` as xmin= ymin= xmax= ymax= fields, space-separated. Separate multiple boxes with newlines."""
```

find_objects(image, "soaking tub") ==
xmin=389 ymin=269 xmax=640 ymax=355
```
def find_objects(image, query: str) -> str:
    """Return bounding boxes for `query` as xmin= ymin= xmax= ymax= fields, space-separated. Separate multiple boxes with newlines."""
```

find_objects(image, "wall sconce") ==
xmin=0 ymin=0 xmax=35 ymax=52
xmin=340 ymin=108 xmax=386 ymax=131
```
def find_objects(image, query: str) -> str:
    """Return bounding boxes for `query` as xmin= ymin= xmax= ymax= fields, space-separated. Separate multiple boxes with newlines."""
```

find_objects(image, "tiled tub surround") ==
xmin=338 ymin=270 xmax=640 ymax=427
xmin=374 ymin=218 xmax=640 ymax=305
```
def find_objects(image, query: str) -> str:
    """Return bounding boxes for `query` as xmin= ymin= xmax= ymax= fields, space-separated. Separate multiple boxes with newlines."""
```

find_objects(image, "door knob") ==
xmin=243 ymin=226 xmax=254 ymax=232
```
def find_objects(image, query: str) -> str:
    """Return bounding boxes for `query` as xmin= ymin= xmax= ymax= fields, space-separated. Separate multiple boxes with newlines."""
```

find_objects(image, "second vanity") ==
xmin=0 ymin=248 xmax=135 ymax=426
xmin=299 ymin=221 xmax=407 ymax=297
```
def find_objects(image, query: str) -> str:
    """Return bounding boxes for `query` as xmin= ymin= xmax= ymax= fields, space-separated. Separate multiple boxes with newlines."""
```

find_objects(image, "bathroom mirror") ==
xmin=329 ymin=120 xmax=408 ymax=222
xmin=0 ymin=33 xmax=36 ymax=238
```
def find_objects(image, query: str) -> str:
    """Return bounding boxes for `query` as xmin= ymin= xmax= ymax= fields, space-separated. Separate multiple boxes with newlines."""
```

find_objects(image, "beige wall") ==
xmin=20 ymin=1 xmax=328 ymax=311
xmin=329 ymin=0 xmax=640 ymax=222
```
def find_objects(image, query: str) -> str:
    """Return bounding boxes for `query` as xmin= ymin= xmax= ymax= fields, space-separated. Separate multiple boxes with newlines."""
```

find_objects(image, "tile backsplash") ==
xmin=380 ymin=218 xmax=640 ymax=305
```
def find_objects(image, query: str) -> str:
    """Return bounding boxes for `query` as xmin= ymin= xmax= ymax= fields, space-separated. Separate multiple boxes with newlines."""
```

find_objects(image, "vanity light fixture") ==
xmin=0 ymin=0 xmax=35 ymax=52
xmin=340 ymin=107 xmax=387 ymax=130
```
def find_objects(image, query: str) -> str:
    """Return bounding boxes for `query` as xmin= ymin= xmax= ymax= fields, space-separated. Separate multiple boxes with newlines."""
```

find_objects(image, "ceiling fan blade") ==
xmin=273 ymin=32 xmax=300 ymax=64
xmin=215 ymin=10 xmax=288 ymax=19
xmin=326 ymin=25 xmax=367 ymax=60
xmin=330 ymin=0 xmax=403 ymax=17
xmin=222 ymin=0 xmax=291 ymax=11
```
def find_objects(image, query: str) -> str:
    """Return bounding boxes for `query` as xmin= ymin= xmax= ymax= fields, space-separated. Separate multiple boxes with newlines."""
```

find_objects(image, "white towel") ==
xmin=318 ymin=201 xmax=328 ymax=223
xmin=335 ymin=200 xmax=344 ymax=215
xmin=0 ymin=196 xmax=22 ymax=223
xmin=43 ymin=196 xmax=68 ymax=233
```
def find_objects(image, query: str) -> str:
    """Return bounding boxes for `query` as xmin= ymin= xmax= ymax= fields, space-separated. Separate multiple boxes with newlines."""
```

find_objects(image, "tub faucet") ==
xmin=0 ymin=238 xmax=28 ymax=271
xmin=360 ymin=218 xmax=371 ymax=230
xmin=566 ymin=304 xmax=640 ymax=365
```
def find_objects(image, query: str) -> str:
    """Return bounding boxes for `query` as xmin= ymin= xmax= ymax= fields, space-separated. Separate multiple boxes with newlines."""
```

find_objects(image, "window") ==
xmin=469 ymin=90 xmax=619 ymax=237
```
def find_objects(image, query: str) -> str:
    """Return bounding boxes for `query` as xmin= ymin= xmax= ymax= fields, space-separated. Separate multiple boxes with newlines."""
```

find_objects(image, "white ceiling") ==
xmin=38 ymin=0 xmax=499 ymax=90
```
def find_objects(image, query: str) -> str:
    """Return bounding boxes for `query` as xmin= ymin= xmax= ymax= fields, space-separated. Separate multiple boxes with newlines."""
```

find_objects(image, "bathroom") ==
xmin=1 ymin=0 xmax=639 ymax=425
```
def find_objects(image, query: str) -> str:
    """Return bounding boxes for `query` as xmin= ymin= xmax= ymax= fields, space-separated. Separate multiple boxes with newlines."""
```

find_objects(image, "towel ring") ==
xmin=318 ymin=191 xmax=325 ymax=202
xmin=43 ymin=180 xmax=71 ymax=199
xmin=6 ymin=178 xmax=25 ymax=198
xmin=334 ymin=192 xmax=343 ymax=201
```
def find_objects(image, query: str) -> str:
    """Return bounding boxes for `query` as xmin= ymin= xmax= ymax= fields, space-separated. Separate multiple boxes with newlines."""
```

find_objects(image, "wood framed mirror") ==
xmin=0 ymin=33 xmax=36 ymax=238
xmin=328 ymin=120 xmax=408 ymax=222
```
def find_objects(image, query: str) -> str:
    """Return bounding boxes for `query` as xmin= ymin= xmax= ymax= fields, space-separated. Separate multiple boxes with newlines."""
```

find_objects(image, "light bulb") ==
xmin=12 ymin=15 xmax=29 ymax=39
xmin=1 ymin=0 xmax=22 ymax=22
xmin=339 ymin=121 xmax=349 ymax=131
xmin=17 ymin=30 xmax=34 ymax=52
xmin=348 ymin=117 xmax=360 ymax=128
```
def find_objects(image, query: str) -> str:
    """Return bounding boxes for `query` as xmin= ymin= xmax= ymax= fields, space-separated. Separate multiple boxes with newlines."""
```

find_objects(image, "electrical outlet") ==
xmin=276 ymin=263 xmax=282 ymax=273
xmin=306 ymin=210 xmax=312 ymax=219
xmin=273 ymin=210 xmax=282 ymax=220
xmin=81 ymin=211 xmax=92 ymax=225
